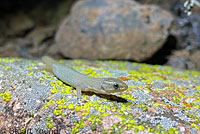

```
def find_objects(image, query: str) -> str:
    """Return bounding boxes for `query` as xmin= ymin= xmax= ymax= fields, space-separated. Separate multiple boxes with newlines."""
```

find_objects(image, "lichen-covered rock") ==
xmin=56 ymin=0 xmax=174 ymax=61
xmin=0 ymin=57 xmax=200 ymax=133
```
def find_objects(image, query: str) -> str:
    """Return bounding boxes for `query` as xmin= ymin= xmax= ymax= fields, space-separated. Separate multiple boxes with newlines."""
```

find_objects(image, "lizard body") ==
xmin=41 ymin=56 xmax=128 ymax=98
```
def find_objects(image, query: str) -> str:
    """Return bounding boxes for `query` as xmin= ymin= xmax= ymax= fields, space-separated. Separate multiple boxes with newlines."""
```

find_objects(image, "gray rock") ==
xmin=190 ymin=50 xmax=200 ymax=70
xmin=26 ymin=26 xmax=55 ymax=47
xmin=1 ymin=57 xmax=200 ymax=133
xmin=0 ymin=38 xmax=30 ymax=57
xmin=167 ymin=50 xmax=192 ymax=70
xmin=56 ymin=0 xmax=174 ymax=61
xmin=167 ymin=49 xmax=200 ymax=71
xmin=6 ymin=12 xmax=34 ymax=36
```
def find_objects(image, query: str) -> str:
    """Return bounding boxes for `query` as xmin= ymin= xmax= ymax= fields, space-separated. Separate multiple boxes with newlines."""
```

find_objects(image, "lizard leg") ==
xmin=76 ymin=87 xmax=82 ymax=99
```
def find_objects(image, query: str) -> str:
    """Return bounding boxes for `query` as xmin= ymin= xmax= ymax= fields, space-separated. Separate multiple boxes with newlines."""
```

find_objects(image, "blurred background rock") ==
xmin=0 ymin=0 xmax=199 ymax=71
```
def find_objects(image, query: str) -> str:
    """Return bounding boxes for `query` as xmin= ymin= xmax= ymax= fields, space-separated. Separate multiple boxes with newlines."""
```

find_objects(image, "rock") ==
xmin=0 ymin=26 xmax=56 ymax=59
xmin=0 ymin=38 xmax=31 ymax=58
xmin=26 ymin=26 xmax=55 ymax=47
xmin=28 ymin=0 xmax=76 ymax=25
xmin=0 ymin=57 xmax=200 ymax=133
xmin=46 ymin=43 xmax=61 ymax=58
xmin=25 ymin=26 xmax=55 ymax=58
xmin=189 ymin=50 xmax=200 ymax=70
xmin=175 ymin=15 xmax=200 ymax=50
xmin=0 ymin=26 xmax=56 ymax=58
xmin=56 ymin=0 xmax=174 ymax=61
xmin=0 ymin=38 xmax=5 ymax=46
xmin=135 ymin=0 xmax=176 ymax=12
xmin=0 ymin=50 xmax=19 ymax=57
xmin=167 ymin=49 xmax=200 ymax=71
xmin=6 ymin=12 xmax=35 ymax=36
xmin=167 ymin=49 xmax=195 ymax=70
xmin=136 ymin=0 xmax=200 ymax=15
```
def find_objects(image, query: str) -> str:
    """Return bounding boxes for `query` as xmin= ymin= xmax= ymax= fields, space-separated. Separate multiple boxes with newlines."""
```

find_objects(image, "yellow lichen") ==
xmin=0 ymin=92 xmax=11 ymax=102
xmin=68 ymin=104 xmax=74 ymax=110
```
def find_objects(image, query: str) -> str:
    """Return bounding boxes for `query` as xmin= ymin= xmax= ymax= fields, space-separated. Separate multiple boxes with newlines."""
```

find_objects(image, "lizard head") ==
xmin=101 ymin=78 xmax=128 ymax=93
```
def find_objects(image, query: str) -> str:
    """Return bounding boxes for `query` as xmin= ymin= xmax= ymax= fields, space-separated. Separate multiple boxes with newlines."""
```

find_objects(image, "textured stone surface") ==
xmin=167 ymin=49 xmax=200 ymax=71
xmin=190 ymin=50 xmax=200 ymax=70
xmin=26 ymin=26 xmax=55 ymax=47
xmin=167 ymin=50 xmax=193 ymax=70
xmin=175 ymin=15 xmax=200 ymax=50
xmin=56 ymin=0 xmax=174 ymax=61
xmin=0 ymin=57 xmax=200 ymax=133
xmin=1 ymin=12 xmax=35 ymax=36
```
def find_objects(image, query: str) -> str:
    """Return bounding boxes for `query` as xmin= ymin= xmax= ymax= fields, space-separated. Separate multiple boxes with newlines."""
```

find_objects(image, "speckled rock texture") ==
xmin=55 ymin=0 xmax=174 ymax=61
xmin=1 ymin=57 xmax=200 ymax=134
xmin=167 ymin=50 xmax=200 ymax=71
xmin=167 ymin=14 xmax=200 ymax=71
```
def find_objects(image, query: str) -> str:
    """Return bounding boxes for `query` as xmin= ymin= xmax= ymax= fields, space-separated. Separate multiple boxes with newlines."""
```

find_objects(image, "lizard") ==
xmin=41 ymin=56 xmax=128 ymax=98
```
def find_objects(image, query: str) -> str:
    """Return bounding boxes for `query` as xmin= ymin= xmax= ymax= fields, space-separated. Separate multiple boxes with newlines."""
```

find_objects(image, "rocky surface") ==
xmin=166 ymin=13 xmax=200 ymax=71
xmin=0 ymin=0 xmax=200 ymax=71
xmin=0 ymin=0 xmax=76 ymax=59
xmin=154 ymin=0 xmax=200 ymax=71
xmin=136 ymin=0 xmax=200 ymax=15
xmin=0 ymin=25 xmax=55 ymax=58
xmin=175 ymin=14 xmax=200 ymax=50
xmin=0 ymin=57 xmax=200 ymax=133
xmin=0 ymin=12 xmax=35 ymax=37
xmin=167 ymin=50 xmax=200 ymax=71
xmin=56 ymin=0 xmax=174 ymax=61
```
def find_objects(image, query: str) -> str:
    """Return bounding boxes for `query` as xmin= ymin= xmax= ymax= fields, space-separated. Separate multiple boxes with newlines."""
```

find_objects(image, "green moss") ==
xmin=58 ymin=105 xmax=62 ymax=110
xmin=21 ymin=128 xmax=26 ymax=134
xmin=168 ymin=128 xmax=177 ymax=134
xmin=134 ymin=128 xmax=139 ymax=133
xmin=30 ymin=113 xmax=34 ymax=118
xmin=147 ymin=128 xmax=154 ymax=133
xmin=61 ymin=113 xmax=65 ymax=117
xmin=102 ymin=129 xmax=108 ymax=134
xmin=97 ymin=120 xmax=102 ymax=125
xmin=91 ymin=124 xmax=97 ymax=131
xmin=126 ymin=123 xmax=133 ymax=131
xmin=47 ymin=122 xmax=53 ymax=129
xmin=80 ymin=123 xmax=85 ymax=129
xmin=71 ymin=127 xmax=79 ymax=134
xmin=46 ymin=118 xmax=50 ymax=122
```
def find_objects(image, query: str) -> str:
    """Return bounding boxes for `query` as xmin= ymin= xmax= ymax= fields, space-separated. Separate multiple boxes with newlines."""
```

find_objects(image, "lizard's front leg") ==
xmin=76 ymin=87 xmax=82 ymax=99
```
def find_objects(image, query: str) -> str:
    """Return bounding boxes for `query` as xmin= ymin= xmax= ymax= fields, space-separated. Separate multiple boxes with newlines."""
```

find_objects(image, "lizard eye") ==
xmin=113 ymin=83 xmax=119 ymax=89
